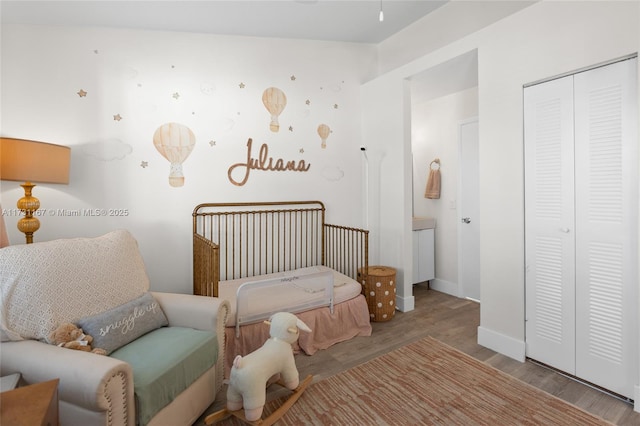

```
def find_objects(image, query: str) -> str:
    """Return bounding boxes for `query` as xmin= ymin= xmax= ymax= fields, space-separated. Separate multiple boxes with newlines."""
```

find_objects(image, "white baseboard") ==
xmin=429 ymin=278 xmax=458 ymax=297
xmin=635 ymin=386 xmax=640 ymax=412
xmin=396 ymin=294 xmax=415 ymax=312
xmin=477 ymin=326 xmax=526 ymax=362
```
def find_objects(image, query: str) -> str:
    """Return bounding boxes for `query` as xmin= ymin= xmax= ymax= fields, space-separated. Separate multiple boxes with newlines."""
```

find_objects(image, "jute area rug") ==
xmin=217 ymin=336 xmax=611 ymax=425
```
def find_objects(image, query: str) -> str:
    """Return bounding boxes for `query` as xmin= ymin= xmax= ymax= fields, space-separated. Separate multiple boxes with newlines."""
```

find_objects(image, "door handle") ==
xmin=461 ymin=217 xmax=471 ymax=224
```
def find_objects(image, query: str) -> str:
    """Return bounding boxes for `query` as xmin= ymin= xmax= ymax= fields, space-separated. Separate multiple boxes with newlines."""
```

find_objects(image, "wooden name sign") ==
xmin=228 ymin=139 xmax=311 ymax=186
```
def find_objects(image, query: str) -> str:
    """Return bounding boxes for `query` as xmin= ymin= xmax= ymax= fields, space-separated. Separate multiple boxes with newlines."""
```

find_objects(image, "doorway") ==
xmin=409 ymin=49 xmax=479 ymax=300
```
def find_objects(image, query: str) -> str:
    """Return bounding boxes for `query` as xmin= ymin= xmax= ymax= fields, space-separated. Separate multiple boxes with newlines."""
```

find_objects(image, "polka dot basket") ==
xmin=358 ymin=265 xmax=396 ymax=322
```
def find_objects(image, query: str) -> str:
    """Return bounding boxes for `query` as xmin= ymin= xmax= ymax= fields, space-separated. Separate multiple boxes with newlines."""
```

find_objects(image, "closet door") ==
xmin=524 ymin=75 xmax=576 ymax=374
xmin=573 ymin=58 xmax=638 ymax=398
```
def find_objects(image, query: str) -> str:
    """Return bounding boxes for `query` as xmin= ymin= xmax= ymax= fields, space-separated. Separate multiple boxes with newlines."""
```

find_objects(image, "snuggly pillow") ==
xmin=77 ymin=292 xmax=168 ymax=355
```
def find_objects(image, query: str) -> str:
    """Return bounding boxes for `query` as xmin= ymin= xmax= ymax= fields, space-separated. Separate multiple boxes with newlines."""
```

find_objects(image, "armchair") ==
xmin=0 ymin=230 xmax=229 ymax=426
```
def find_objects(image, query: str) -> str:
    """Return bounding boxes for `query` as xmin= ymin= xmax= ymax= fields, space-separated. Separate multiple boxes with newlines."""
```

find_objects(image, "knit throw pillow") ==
xmin=0 ymin=230 xmax=149 ymax=342
xmin=77 ymin=292 xmax=168 ymax=354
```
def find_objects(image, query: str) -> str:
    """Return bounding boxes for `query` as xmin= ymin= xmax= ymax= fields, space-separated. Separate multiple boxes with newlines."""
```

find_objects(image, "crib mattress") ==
xmin=218 ymin=265 xmax=362 ymax=327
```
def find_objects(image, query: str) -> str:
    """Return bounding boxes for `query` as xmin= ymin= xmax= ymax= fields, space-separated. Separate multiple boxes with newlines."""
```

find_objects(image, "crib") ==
xmin=192 ymin=201 xmax=372 ymax=376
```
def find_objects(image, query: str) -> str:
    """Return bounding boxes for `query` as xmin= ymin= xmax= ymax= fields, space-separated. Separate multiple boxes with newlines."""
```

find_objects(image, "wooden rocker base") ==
xmin=205 ymin=375 xmax=313 ymax=426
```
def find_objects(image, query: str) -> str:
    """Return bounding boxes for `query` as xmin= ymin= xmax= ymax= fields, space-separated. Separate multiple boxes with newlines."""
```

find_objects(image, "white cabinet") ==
xmin=524 ymin=58 xmax=637 ymax=399
xmin=412 ymin=228 xmax=434 ymax=284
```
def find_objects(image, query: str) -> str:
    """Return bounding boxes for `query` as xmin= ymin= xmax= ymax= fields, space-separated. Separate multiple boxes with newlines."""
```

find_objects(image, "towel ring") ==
xmin=430 ymin=158 xmax=440 ymax=170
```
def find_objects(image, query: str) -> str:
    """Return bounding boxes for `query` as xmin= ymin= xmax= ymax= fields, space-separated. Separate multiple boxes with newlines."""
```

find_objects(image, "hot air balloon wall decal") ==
xmin=262 ymin=87 xmax=287 ymax=132
xmin=153 ymin=122 xmax=196 ymax=187
xmin=317 ymin=124 xmax=331 ymax=149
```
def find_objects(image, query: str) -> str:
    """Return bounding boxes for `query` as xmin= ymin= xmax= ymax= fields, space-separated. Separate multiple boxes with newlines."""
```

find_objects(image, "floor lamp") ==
xmin=0 ymin=137 xmax=71 ymax=244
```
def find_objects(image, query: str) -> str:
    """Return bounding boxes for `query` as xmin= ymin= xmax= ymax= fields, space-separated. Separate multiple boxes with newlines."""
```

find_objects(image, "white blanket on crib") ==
xmin=218 ymin=265 xmax=363 ymax=327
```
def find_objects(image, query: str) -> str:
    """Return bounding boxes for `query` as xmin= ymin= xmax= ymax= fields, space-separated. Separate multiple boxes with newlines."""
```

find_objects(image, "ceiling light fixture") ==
xmin=379 ymin=0 xmax=384 ymax=22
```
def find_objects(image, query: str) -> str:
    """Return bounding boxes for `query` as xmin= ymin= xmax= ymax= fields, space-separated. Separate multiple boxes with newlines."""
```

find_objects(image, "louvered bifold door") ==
xmin=573 ymin=58 xmax=638 ymax=399
xmin=524 ymin=75 xmax=576 ymax=374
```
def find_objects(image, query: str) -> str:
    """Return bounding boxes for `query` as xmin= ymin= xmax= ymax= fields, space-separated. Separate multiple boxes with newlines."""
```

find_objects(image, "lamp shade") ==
xmin=0 ymin=137 xmax=70 ymax=184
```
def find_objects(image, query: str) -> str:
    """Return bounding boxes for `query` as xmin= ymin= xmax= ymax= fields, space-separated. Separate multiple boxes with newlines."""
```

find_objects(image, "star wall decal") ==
xmin=290 ymin=75 xmax=296 ymax=81
xmin=77 ymin=89 xmax=87 ymax=97
xmin=239 ymin=82 xmax=245 ymax=89
xmin=305 ymin=99 xmax=311 ymax=105
xmin=289 ymin=126 xmax=294 ymax=132
xmin=209 ymin=140 xmax=216 ymax=146
xmin=172 ymin=92 xmax=180 ymax=99
xmin=334 ymin=104 xmax=339 ymax=109
xmin=113 ymin=114 xmax=122 ymax=121
xmin=299 ymin=148 xmax=304 ymax=154
xmin=94 ymin=50 xmax=99 ymax=54
xmin=140 ymin=161 xmax=148 ymax=168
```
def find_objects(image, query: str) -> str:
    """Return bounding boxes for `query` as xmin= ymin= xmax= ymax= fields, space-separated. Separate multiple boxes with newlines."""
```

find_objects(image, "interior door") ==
xmin=573 ymin=58 xmax=638 ymax=398
xmin=524 ymin=75 xmax=576 ymax=374
xmin=458 ymin=118 xmax=480 ymax=301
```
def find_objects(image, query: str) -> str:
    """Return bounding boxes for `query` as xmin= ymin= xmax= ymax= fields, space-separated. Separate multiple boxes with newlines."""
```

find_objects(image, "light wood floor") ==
xmin=197 ymin=284 xmax=640 ymax=425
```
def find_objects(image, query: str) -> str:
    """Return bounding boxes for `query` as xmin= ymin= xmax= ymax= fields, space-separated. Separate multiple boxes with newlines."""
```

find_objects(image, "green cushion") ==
xmin=110 ymin=327 xmax=218 ymax=426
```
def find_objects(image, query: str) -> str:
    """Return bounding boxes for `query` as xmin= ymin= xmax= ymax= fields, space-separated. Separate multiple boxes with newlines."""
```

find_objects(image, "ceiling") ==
xmin=0 ymin=0 xmax=449 ymax=44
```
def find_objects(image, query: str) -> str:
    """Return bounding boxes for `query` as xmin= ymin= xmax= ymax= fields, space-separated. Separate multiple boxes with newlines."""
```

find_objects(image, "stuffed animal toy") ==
xmin=226 ymin=312 xmax=311 ymax=421
xmin=48 ymin=322 xmax=106 ymax=355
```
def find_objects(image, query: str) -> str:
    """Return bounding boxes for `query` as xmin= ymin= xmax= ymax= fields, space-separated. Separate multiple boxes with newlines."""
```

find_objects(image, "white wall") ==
xmin=0 ymin=24 xmax=376 ymax=293
xmin=360 ymin=77 xmax=414 ymax=311
xmin=412 ymin=87 xmax=478 ymax=293
xmin=363 ymin=1 xmax=639 ymax=361
xmin=477 ymin=1 xmax=638 ymax=358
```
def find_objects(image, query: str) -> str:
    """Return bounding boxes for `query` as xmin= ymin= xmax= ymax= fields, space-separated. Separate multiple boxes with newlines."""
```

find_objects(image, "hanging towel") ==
xmin=424 ymin=159 xmax=441 ymax=199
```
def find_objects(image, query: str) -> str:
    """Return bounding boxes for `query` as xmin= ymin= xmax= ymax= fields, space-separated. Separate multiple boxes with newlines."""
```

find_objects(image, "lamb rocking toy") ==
xmin=205 ymin=312 xmax=313 ymax=425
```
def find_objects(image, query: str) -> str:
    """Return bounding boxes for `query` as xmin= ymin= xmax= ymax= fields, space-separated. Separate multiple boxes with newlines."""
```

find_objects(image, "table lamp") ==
xmin=0 ymin=137 xmax=71 ymax=244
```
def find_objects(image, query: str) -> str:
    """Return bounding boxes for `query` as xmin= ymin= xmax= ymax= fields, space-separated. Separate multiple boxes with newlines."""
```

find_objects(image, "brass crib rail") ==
xmin=192 ymin=201 xmax=368 ymax=297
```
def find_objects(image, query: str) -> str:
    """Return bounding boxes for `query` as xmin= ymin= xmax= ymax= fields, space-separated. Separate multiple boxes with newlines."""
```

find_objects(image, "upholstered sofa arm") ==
xmin=1 ymin=339 xmax=134 ymax=419
xmin=151 ymin=292 xmax=229 ymax=332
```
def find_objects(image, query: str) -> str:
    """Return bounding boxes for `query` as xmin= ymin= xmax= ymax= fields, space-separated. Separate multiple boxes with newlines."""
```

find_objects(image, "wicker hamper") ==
xmin=358 ymin=265 xmax=396 ymax=322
